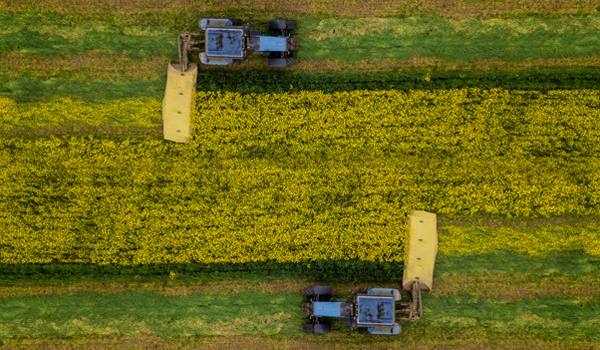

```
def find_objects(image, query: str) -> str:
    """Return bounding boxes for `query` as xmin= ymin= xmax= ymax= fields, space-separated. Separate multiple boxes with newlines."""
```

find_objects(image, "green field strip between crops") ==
xmin=0 ymin=291 xmax=302 ymax=338
xmin=0 ymin=52 xmax=169 ymax=81
xmin=297 ymin=16 xmax=600 ymax=62
xmin=4 ymin=68 xmax=600 ymax=103
xmin=0 ymin=12 xmax=177 ymax=59
xmin=0 ymin=291 xmax=599 ymax=341
xmin=3 ymin=13 xmax=600 ymax=63
xmin=0 ymin=78 xmax=165 ymax=103
xmin=4 ymin=51 xmax=600 ymax=85
xmin=0 ymin=251 xmax=598 ymax=285
xmin=2 ymin=272 xmax=599 ymax=303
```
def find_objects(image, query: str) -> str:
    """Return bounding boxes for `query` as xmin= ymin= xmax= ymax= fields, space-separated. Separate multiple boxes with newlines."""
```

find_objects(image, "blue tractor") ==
xmin=176 ymin=18 xmax=298 ymax=71
xmin=302 ymin=284 xmax=423 ymax=335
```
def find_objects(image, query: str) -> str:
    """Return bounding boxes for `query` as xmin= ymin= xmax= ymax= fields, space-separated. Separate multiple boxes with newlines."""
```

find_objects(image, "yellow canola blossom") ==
xmin=0 ymin=97 xmax=161 ymax=129
xmin=193 ymin=89 xmax=600 ymax=159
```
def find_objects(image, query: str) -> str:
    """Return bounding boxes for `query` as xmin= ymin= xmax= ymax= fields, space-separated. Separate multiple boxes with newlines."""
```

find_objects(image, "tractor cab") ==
xmin=177 ymin=18 xmax=298 ymax=69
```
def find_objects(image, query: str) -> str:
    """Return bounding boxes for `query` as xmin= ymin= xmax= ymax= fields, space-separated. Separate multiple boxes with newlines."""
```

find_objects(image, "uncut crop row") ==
xmin=1 ymin=89 xmax=600 ymax=265
xmin=193 ymin=89 xmax=600 ymax=158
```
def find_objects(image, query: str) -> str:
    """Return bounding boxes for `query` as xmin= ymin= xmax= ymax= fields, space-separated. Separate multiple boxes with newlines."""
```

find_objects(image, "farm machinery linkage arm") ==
xmin=177 ymin=32 xmax=204 ymax=72
xmin=396 ymin=282 xmax=423 ymax=322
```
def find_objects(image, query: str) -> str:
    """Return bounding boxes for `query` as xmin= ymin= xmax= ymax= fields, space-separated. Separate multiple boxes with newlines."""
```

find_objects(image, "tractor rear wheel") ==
xmin=303 ymin=286 xmax=333 ymax=298
xmin=303 ymin=323 xmax=332 ymax=334
xmin=267 ymin=57 xmax=296 ymax=68
xmin=268 ymin=19 xmax=297 ymax=31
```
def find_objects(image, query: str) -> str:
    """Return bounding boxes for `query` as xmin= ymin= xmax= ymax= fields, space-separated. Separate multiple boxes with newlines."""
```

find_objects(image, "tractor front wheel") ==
xmin=303 ymin=323 xmax=332 ymax=334
xmin=303 ymin=286 xmax=333 ymax=299
xmin=267 ymin=57 xmax=296 ymax=68
xmin=268 ymin=19 xmax=297 ymax=31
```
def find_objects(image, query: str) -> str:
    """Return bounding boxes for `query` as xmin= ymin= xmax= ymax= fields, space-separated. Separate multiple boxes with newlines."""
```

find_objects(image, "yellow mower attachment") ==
xmin=395 ymin=210 xmax=438 ymax=322
xmin=162 ymin=63 xmax=198 ymax=143
xmin=403 ymin=210 xmax=438 ymax=291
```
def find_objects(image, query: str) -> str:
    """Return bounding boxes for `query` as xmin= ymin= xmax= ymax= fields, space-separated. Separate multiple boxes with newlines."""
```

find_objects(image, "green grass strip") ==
xmin=0 ymin=336 xmax=597 ymax=350
xmin=0 ymin=12 xmax=177 ymax=58
xmin=195 ymin=69 xmax=600 ymax=93
xmin=0 ymin=252 xmax=598 ymax=286
xmin=297 ymin=16 xmax=600 ymax=62
xmin=0 ymin=291 xmax=599 ymax=341
xmin=435 ymin=252 xmax=600 ymax=276
xmin=2 ymin=68 xmax=600 ymax=103
xmin=417 ymin=295 xmax=600 ymax=342
xmin=0 ymin=261 xmax=405 ymax=285
xmin=0 ymin=78 xmax=164 ymax=102
xmin=0 ymin=291 xmax=302 ymax=338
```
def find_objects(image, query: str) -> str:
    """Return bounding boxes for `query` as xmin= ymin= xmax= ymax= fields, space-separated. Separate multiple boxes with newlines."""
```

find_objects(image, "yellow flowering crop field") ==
xmin=1 ymin=88 xmax=600 ymax=265
xmin=192 ymin=89 xmax=600 ymax=157
xmin=0 ymin=97 xmax=160 ymax=129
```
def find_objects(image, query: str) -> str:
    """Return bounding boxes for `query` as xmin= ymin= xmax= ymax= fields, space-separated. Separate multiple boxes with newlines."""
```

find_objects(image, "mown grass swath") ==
xmin=3 ymin=14 xmax=600 ymax=62
xmin=0 ymin=291 xmax=598 ymax=341
xmin=0 ymin=291 xmax=302 ymax=338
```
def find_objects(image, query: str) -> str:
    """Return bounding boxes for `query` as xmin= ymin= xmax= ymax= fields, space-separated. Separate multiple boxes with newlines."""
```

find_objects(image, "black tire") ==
xmin=303 ymin=285 xmax=333 ymax=298
xmin=358 ymin=327 xmax=370 ymax=335
xmin=303 ymin=324 xmax=314 ymax=333
xmin=268 ymin=20 xmax=287 ymax=31
xmin=314 ymin=323 xmax=332 ymax=334
xmin=267 ymin=57 xmax=296 ymax=68
xmin=303 ymin=323 xmax=332 ymax=334
xmin=269 ymin=19 xmax=297 ymax=31
xmin=284 ymin=20 xmax=297 ymax=30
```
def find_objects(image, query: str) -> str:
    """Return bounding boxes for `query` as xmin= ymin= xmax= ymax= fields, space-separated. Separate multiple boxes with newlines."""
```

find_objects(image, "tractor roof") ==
xmin=205 ymin=27 xmax=244 ymax=58
xmin=356 ymin=295 xmax=395 ymax=326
